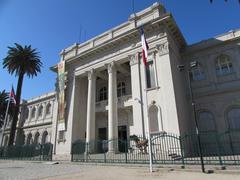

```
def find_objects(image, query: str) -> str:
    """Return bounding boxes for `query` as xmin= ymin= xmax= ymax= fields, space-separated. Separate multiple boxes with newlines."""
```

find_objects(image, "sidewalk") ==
xmin=0 ymin=160 xmax=239 ymax=180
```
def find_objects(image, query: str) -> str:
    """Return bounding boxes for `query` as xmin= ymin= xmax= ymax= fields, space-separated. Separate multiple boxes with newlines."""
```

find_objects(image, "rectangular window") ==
xmin=146 ymin=61 xmax=156 ymax=88
xmin=58 ymin=130 xmax=65 ymax=142
xmin=191 ymin=67 xmax=205 ymax=81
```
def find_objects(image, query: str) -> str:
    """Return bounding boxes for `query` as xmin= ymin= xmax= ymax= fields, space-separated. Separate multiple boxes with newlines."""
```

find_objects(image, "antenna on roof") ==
xmin=78 ymin=24 xmax=82 ymax=43
xmin=132 ymin=0 xmax=135 ymax=15
xmin=84 ymin=30 xmax=87 ymax=42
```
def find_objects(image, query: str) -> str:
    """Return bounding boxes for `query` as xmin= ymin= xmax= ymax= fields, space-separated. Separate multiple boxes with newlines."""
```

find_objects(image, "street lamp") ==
xmin=178 ymin=61 xmax=205 ymax=173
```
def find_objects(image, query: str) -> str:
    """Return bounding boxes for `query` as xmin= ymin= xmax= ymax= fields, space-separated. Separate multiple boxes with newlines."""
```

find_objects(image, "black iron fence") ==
xmin=0 ymin=143 xmax=53 ymax=161
xmin=72 ymin=135 xmax=150 ymax=164
xmin=182 ymin=131 xmax=240 ymax=165
xmin=71 ymin=131 xmax=240 ymax=167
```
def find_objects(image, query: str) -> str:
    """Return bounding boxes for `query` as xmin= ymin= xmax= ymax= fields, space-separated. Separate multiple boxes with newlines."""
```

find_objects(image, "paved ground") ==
xmin=0 ymin=160 xmax=240 ymax=180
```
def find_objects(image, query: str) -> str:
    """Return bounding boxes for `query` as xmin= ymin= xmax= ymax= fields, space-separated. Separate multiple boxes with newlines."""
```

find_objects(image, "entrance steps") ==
xmin=52 ymin=154 xmax=71 ymax=161
xmin=168 ymin=153 xmax=182 ymax=161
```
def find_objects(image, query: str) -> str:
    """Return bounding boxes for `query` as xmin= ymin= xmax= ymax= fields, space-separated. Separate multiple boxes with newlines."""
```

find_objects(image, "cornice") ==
xmin=50 ymin=4 xmax=186 ymax=71
xmin=22 ymin=93 xmax=55 ymax=106
xmin=22 ymin=121 xmax=52 ymax=129
xmin=74 ymin=34 xmax=168 ymax=76
xmin=184 ymin=29 xmax=240 ymax=56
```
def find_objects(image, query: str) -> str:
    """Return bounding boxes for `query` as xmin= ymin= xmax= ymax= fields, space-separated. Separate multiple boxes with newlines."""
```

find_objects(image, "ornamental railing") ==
xmin=0 ymin=143 xmax=53 ymax=161
xmin=71 ymin=131 xmax=240 ymax=167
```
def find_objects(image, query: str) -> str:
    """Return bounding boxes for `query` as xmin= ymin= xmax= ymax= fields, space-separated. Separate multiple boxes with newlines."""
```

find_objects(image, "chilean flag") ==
xmin=141 ymin=28 xmax=149 ymax=66
xmin=9 ymin=86 xmax=16 ymax=104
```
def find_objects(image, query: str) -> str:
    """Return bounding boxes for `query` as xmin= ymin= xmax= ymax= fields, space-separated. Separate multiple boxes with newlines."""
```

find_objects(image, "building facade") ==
xmin=0 ymin=92 xmax=57 ymax=148
xmin=1 ymin=2 xmax=240 ymax=159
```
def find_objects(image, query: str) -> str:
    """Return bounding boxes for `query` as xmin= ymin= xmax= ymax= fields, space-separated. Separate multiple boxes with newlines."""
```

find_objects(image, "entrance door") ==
xmin=98 ymin=128 xmax=107 ymax=153
xmin=118 ymin=126 xmax=127 ymax=152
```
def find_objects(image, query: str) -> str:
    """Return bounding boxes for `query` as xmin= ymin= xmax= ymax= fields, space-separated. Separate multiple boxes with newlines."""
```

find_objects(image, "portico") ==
xmin=76 ymin=59 xmax=133 ymax=153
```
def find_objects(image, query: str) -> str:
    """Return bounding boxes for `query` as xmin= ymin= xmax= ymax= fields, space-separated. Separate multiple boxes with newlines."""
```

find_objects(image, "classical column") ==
xmin=107 ymin=62 xmax=118 ymax=153
xmin=86 ymin=69 xmax=96 ymax=153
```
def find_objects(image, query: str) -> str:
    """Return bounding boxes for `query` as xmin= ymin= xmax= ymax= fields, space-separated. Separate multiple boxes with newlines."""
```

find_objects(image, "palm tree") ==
xmin=3 ymin=43 xmax=42 ymax=145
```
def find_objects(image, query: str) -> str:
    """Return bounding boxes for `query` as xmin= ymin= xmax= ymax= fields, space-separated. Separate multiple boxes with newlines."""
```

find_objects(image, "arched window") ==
xmin=34 ymin=132 xmax=40 ymax=144
xmin=46 ymin=103 xmax=51 ymax=115
xmin=41 ymin=131 xmax=49 ymax=144
xmin=31 ymin=107 xmax=36 ymax=119
xmin=38 ymin=105 xmax=43 ymax=118
xmin=215 ymin=55 xmax=233 ymax=76
xmin=227 ymin=108 xmax=240 ymax=130
xmin=99 ymin=87 xmax=107 ymax=101
xmin=190 ymin=64 xmax=205 ymax=81
xmin=117 ymin=82 xmax=126 ymax=97
xmin=149 ymin=105 xmax=159 ymax=133
xmin=26 ymin=133 xmax=33 ymax=145
xmin=16 ymin=131 xmax=26 ymax=145
xmin=197 ymin=111 xmax=216 ymax=132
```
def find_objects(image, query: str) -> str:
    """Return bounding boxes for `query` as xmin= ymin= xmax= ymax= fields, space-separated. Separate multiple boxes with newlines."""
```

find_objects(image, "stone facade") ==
xmin=183 ymin=30 xmax=240 ymax=134
xmin=1 ymin=2 xmax=240 ymax=159
xmin=0 ymin=92 xmax=57 ymax=149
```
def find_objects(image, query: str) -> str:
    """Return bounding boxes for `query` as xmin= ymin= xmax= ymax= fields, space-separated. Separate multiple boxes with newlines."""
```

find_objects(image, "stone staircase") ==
xmin=168 ymin=147 xmax=182 ymax=161
xmin=168 ymin=153 xmax=182 ymax=161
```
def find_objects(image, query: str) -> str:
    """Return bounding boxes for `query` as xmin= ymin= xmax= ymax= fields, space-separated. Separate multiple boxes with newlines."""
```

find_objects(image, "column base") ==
xmin=107 ymin=140 xmax=118 ymax=154
xmin=107 ymin=149 xmax=120 ymax=154
xmin=85 ymin=141 xmax=96 ymax=154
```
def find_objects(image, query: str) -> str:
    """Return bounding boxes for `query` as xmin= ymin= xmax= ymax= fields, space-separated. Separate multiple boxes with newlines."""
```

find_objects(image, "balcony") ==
xmin=95 ymin=95 xmax=132 ymax=112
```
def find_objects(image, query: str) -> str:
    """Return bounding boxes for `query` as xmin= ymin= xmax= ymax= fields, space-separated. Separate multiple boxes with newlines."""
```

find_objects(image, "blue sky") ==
xmin=0 ymin=0 xmax=240 ymax=100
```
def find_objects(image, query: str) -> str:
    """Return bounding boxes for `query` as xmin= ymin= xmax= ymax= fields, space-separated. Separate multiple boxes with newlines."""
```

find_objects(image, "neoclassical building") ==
xmin=0 ymin=92 xmax=57 ymax=147
xmin=1 ymin=2 xmax=240 ymax=159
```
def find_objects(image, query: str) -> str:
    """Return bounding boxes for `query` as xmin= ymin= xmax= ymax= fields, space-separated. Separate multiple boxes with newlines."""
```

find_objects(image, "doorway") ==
xmin=118 ymin=125 xmax=127 ymax=152
xmin=98 ymin=128 xmax=107 ymax=153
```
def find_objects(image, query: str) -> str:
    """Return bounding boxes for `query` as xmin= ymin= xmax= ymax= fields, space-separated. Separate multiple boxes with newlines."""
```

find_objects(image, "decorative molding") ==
xmin=107 ymin=62 xmax=115 ymax=74
xmin=156 ymin=42 xmax=169 ymax=56
xmin=129 ymin=54 xmax=138 ymax=66
xmin=157 ymin=27 xmax=166 ymax=38
xmin=131 ymin=42 xmax=137 ymax=48
xmin=87 ymin=69 xmax=95 ymax=80
xmin=60 ymin=49 xmax=65 ymax=61
xmin=151 ymin=100 xmax=156 ymax=105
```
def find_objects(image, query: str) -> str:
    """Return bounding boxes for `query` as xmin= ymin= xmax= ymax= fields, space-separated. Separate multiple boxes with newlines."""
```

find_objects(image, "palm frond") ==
xmin=2 ymin=43 xmax=42 ymax=78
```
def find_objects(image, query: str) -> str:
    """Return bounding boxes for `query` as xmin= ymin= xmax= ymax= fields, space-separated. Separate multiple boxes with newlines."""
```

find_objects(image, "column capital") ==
xmin=156 ymin=42 xmax=169 ymax=56
xmin=129 ymin=53 xmax=139 ymax=66
xmin=107 ymin=62 xmax=116 ymax=74
xmin=87 ymin=69 xmax=95 ymax=80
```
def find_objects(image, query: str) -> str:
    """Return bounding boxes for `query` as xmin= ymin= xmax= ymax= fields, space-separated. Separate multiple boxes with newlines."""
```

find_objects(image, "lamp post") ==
xmin=178 ymin=61 xmax=205 ymax=173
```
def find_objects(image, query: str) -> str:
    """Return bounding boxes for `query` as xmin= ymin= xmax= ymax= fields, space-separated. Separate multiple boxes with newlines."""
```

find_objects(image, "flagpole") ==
xmin=141 ymin=28 xmax=153 ymax=173
xmin=140 ymin=28 xmax=153 ymax=172
xmin=0 ymin=95 xmax=11 ymax=147
xmin=142 ymin=65 xmax=153 ymax=173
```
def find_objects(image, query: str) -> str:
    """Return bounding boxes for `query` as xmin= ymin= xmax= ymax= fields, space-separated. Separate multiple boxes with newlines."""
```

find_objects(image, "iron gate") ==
xmin=151 ymin=133 xmax=184 ymax=165
xmin=71 ymin=132 xmax=240 ymax=167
